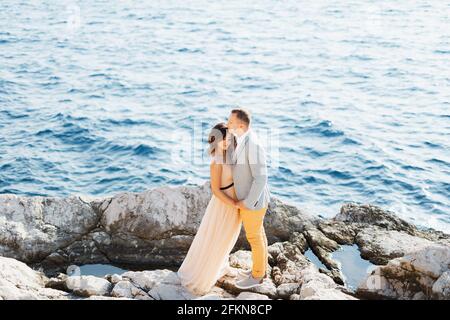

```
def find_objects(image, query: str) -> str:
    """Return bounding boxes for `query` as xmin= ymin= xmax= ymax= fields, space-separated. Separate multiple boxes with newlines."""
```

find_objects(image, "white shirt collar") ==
xmin=236 ymin=129 xmax=251 ymax=146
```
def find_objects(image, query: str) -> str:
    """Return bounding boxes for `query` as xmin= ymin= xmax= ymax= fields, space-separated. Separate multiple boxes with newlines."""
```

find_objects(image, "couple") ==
xmin=177 ymin=108 xmax=271 ymax=296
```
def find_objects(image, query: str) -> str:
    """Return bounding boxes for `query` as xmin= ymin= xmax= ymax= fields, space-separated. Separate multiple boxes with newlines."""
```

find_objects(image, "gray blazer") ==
xmin=230 ymin=130 xmax=270 ymax=211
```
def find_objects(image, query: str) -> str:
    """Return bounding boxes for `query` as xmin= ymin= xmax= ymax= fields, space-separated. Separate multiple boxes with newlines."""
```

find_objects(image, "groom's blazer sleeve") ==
xmin=243 ymin=141 xmax=268 ymax=210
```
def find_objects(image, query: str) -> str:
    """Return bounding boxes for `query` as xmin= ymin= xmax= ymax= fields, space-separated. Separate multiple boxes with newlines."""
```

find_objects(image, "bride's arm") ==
xmin=210 ymin=162 xmax=238 ymax=207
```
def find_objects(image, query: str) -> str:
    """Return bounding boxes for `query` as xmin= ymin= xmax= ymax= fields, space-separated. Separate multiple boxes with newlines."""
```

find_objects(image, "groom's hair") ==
xmin=231 ymin=108 xmax=251 ymax=126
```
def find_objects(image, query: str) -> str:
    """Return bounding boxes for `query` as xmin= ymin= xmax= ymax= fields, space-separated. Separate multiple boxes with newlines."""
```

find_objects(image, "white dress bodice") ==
xmin=211 ymin=154 xmax=236 ymax=199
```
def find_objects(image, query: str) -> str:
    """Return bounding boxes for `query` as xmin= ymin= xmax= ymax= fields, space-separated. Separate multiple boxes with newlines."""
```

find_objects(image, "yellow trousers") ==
xmin=239 ymin=207 xmax=268 ymax=278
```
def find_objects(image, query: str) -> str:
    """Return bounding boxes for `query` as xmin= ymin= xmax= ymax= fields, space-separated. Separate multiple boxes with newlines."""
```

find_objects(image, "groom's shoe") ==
xmin=235 ymin=275 xmax=264 ymax=290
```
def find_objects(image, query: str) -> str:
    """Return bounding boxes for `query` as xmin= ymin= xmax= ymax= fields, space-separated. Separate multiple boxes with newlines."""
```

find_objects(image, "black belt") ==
xmin=220 ymin=182 xmax=234 ymax=190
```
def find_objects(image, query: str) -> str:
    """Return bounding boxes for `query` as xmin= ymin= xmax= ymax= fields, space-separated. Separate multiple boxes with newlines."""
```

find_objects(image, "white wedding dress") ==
xmin=177 ymin=162 xmax=242 ymax=296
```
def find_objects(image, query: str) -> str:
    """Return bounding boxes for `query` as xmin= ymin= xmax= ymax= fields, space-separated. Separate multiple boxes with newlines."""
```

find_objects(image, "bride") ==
xmin=177 ymin=122 xmax=242 ymax=296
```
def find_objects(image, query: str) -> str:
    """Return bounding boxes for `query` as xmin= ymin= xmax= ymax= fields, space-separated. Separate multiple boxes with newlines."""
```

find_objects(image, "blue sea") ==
xmin=0 ymin=1 xmax=449 ymax=233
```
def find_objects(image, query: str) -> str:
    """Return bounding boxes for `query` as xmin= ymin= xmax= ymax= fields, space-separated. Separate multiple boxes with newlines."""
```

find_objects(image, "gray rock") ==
xmin=276 ymin=283 xmax=300 ymax=299
xmin=265 ymin=198 xmax=318 ymax=241
xmin=66 ymin=275 xmax=112 ymax=297
xmin=0 ymin=256 xmax=69 ymax=300
xmin=269 ymin=241 xmax=310 ymax=285
xmin=122 ymin=269 xmax=180 ymax=291
xmin=45 ymin=273 xmax=69 ymax=291
xmin=397 ymin=245 xmax=450 ymax=278
xmin=236 ymin=292 xmax=271 ymax=300
xmin=335 ymin=203 xmax=450 ymax=243
xmin=432 ymin=271 xmax=450 ymax=299
xmin=111 ymin=280 xmax=151 ymax=300
xmin=148 ymin=283 xmax=198 ymax=300
xmin=86 ymin=295 xmax=133 ymax=300
xmin=0 ymin=194 xmax=100 ymax=263
xmin=355 ymin=226 xmax=434 ymax=264
xmin=229 ymin=250 xmax=253 ymax=270
xmin=296 ymin=264 xmax=355 ymax=300
xmin=110 ymin=274 xmax=123 ymax=284
xmin=193 ymin=286 xmax=235 ymax=300
xmin=357 ymin=245 xmax=450 ymax=300
xmin=121 ymin=269 xmax=201 ymax=300
xmin=335 ymin=203 xmax=418 ymax=233
xmin=317 ymin=220 xmax=356 ymax=245
xmin=301 ymin=289 xmax=357 ymax=300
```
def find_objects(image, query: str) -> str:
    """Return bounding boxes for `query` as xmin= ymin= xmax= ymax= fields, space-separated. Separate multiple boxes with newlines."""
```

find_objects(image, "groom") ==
xmin=227 ymin=108 xmax=270 ymax=290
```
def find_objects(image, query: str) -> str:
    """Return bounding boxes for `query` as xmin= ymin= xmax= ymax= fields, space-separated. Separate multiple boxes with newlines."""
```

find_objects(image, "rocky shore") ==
xmin=0 ymin=183 xmax=449 ymax=300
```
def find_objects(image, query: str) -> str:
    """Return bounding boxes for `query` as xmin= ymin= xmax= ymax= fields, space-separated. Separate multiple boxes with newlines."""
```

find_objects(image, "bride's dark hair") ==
xmin=208 ymin=123 xmax=237 ymax=164
xmin=208 ymin=123 xmax=228 ymax=157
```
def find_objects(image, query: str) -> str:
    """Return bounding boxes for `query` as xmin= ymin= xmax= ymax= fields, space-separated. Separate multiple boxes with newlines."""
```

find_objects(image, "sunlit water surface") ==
xmin=1 ymin=1 xmax=449 ymax=233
